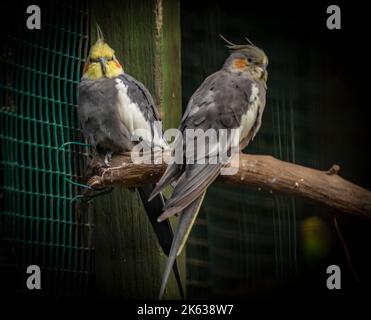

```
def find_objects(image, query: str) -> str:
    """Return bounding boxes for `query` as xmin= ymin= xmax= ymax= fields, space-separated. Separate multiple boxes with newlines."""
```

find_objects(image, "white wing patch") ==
xmin=239 ymin=82 xmax=260 ymax=141
xmin=115 ymin=78 xmax=167 ymax=148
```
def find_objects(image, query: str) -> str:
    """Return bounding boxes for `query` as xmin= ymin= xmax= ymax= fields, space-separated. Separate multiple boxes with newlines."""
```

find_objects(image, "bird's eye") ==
xmin=247 ymin=58 xmax=253 ymax=63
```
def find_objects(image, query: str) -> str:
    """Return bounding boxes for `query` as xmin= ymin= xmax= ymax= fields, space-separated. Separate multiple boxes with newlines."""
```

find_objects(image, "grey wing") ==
xmin=119 ymin=73 xmax=161 ymax=121
xmin=149 ymin=71 xmax=225 ymax=202
xmin=77 ymin=79 xmax=134 ymax=153
xmin=118 ymin=73 xmax=166 ymax=148
xmin=180 ymin=71 xmax=221 ymax=123
xmin=154 ymin=71 xmax=253 ymax=220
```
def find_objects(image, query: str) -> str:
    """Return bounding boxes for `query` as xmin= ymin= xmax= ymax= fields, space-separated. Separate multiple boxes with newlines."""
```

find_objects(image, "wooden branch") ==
xmin=86 ymin=151 xmax=371 ymax=220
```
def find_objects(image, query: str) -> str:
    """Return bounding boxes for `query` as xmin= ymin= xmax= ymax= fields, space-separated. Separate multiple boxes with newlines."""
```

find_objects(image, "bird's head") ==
xmin=221 ymin=35 xmax=268 ymax=82
xmin=82 ymin=25 xmax=123 ymax=80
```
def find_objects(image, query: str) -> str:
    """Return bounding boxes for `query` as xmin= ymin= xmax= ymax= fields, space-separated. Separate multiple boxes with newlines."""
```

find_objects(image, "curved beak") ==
xmin=98 ymin=57 xmax=107 ymax=75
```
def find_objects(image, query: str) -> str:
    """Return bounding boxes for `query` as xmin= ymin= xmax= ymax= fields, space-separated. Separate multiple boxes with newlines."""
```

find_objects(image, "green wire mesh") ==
xmin=0 ymin=0 xmax=93 ymax=296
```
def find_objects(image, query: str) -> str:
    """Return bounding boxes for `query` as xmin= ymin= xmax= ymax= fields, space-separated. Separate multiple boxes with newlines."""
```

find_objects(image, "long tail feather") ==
xmin=148 ymin=163 xmax=181 ymax=202
xmin=159 ymin=191 xmax=206 ymax=299
xmin=138 ymin=185 xmax=184 ymax=299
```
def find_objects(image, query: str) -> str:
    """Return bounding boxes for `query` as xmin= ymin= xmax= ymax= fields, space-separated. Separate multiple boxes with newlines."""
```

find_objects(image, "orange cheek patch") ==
xmin=83 ymin=61 xmax=90 ymax=73
xmin=115 ymin=61 xmax=121 ymax=68
xmin=233 ymin=58 xmax=248 ymax=70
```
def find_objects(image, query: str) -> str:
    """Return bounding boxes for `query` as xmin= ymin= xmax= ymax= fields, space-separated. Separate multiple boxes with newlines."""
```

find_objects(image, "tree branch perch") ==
xmin=86 ymin=151 xmax=371 ymax=220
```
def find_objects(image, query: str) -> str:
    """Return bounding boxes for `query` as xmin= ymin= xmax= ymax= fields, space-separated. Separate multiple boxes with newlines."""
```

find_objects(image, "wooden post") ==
xmin=90 ymin=0 xmax=182 ymax=299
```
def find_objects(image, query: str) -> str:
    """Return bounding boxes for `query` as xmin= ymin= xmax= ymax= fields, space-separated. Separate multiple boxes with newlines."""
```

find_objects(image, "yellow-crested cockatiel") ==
xmin=78 ymin=26 xmax=183 ymax=298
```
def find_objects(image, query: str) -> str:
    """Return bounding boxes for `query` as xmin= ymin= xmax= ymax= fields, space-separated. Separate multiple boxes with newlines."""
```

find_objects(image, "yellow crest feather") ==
xmin=90 ymin=39 xmax=115 ymax=60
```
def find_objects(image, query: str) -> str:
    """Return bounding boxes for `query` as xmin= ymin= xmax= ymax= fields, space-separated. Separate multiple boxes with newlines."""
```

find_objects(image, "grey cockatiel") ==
xmin=77 ymin=26 xmax=183 ymax=298
xmin=149 ymin=37 xmax=268 ymax=299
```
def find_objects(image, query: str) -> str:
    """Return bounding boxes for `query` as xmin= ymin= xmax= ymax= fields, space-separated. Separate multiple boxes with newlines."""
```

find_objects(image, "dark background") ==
xmin=181 ymin=0 xmax=371 ymax=300
xmin=0 ymin=0 xmax=370 ymax=304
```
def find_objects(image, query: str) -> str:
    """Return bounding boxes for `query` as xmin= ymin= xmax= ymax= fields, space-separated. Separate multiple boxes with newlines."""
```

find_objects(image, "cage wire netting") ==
xmin=0 ymin=0 xmax=93 ymax=296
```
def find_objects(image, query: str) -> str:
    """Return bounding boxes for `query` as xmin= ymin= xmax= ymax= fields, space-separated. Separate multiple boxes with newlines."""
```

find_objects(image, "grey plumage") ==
xmin=151 ymin=68 xmax=266 ymax=218
xmin=150 ymin=45 xmax=268 ymax=299
xmin=78 ymin=77 xmax=132 ymax=153
xmin=78 ymin=73 xmax=162 ymax=153
xmin=78 ymin=36 xmax=183 ymax=298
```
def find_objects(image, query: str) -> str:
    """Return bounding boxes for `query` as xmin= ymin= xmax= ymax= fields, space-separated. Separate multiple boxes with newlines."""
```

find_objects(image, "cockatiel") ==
xmin=77 ymin=26 xmax=183 ymax=298
xmin=149 ymin=37 xmax=268 ymax=299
